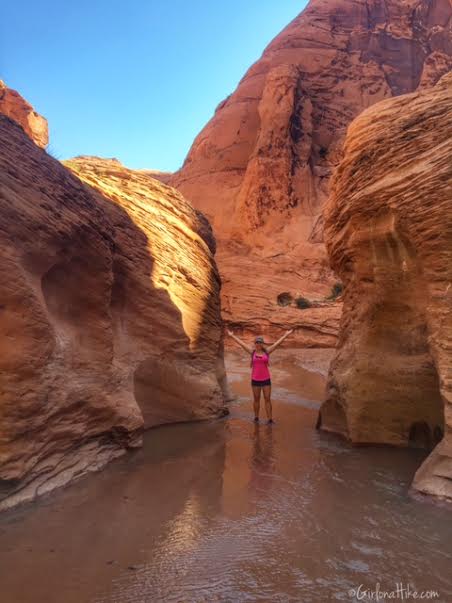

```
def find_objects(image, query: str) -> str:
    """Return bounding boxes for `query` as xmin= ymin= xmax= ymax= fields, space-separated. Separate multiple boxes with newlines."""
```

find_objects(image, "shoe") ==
xmin=254 ymin=417 xmax=259 ymax=422
xmin=267 ymin=419 xmax=274 ymax=424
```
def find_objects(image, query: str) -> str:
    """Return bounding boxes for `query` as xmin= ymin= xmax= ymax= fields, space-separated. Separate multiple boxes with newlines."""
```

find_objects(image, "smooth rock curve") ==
xmin=0 ymin=119 xmax=226 ymax=510
xmin=318 ymin=73 xmax=452 ymax=502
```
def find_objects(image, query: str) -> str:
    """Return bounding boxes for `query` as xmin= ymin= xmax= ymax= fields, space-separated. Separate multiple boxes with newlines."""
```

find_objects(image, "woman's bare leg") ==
xmin=263 ymin=385 xmax=272 ymax=422
xmin=252 ymin=386 xmax=262 ymax=420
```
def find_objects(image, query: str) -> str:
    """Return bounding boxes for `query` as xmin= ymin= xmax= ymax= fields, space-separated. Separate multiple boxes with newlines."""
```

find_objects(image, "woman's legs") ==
xmin=252 ymin=386 xmax=262 ymax=420
xmin=263 ymin=385 xmax=272 ymax=422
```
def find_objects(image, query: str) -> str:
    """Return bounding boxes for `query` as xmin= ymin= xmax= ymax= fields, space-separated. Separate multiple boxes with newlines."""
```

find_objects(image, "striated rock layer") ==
xmin=0 ymin=80 xmax=48 ymax=148
xmin=318 ymin=74 xmax=452 ymax=502
xmin=170 ymin=0 xmax=452 ymax=343
xmin=0 ymin=117 xmax=227 ymax=510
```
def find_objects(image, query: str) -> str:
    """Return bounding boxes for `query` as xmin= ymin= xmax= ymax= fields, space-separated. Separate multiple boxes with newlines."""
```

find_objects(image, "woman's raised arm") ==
xmin=227 ymin=329 xmax=253 ymax=354
xmin=267 ymin=329 xmax=294 ymax=354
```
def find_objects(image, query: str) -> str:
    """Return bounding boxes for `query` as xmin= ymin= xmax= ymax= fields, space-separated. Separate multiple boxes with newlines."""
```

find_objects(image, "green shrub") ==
xmin=329 ymin=282 xmax=344 ymax=300
xmin=295 ymin=296 xmax=312 ymax=309
xmin=277 ymin=292 xmax=293 ymax=307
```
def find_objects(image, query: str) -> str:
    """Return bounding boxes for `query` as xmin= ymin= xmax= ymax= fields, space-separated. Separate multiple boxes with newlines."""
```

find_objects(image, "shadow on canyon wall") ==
xmin=0 ymin=114 xmax=225 ymax=509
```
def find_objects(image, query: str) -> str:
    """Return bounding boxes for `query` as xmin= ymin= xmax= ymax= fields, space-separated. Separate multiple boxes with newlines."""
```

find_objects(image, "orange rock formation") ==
xmin=318 ymin=73 xmax=452 ymax=502
xmin=0 ymin=118 xmax=227 ymax=510
xmin=0 ymin=80 xmax=48 ymax=148
xmin=170 ymin=0 xmax=452 ymax=344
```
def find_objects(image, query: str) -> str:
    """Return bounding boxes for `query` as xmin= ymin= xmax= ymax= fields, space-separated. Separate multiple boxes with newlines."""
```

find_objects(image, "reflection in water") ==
xmin=249 ymin=423 xmax=276 ymax=494
xmin=161 ymin=494 xmax=202 ymax=554
xmin=0 ymin=350 xmax=451 ymax=603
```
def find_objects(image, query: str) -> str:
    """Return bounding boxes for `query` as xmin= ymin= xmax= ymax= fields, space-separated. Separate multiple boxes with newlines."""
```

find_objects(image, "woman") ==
xmin=227 ymin=328 xmax=294 ymax=424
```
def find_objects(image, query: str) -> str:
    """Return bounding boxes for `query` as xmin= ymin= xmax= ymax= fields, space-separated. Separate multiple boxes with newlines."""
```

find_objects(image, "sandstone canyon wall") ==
xmin=318 ymin=74 xmax=452 ymax=501
xmin=0 ymin=81 xmax=48 ymax=148
xmin=0 ymin=115 xmax=227 ymax=510
xmin=170 ymin=0 xmax=452 ymax=345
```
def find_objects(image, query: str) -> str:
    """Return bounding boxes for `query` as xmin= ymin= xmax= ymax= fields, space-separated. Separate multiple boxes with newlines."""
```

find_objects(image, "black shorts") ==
xmin=251 ymin=379 xmax=271 ymax=387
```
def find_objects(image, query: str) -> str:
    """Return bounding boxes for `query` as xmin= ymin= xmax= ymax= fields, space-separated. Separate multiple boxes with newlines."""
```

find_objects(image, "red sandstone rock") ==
xmin=0 ymin=119 xmax=226 ymax=510
xmin=0 ymin=81 xmax=48 ymax=148
xmin=318 ymin=73 xmax=452 ymax=502
xmin=170 ymin=0 xmax=452 ymax=344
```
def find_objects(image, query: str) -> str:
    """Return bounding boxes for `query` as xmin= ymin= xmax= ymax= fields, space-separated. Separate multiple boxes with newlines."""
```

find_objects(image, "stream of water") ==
xmin=0 ymin=350 xmax=451 ymax=602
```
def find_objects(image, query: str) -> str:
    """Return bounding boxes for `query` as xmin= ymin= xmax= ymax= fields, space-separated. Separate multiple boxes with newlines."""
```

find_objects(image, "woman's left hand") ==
xmin=287 ymin=328 xmax=294 ymax=335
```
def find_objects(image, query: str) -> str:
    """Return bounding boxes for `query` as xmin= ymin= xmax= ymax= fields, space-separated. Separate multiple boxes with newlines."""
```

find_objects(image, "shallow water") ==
xmin=1 ymin=350 xmax=451 ymax=603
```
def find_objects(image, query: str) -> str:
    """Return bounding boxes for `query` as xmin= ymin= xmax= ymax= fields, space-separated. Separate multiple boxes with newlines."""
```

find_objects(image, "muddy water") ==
xmin=1 ymin=350 xmax=452 ymax=603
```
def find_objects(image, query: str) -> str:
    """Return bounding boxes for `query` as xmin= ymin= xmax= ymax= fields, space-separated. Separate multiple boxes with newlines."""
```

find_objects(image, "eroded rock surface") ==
xmin=318 ymin=74 xmax=452 ymax=502
xmin=0 ymin=81 xmax=48 ymax=148
xmin=170 ymin=0 xmax=452 ymax=343
xmin=0 ymin=119 xmax=226 ymax=510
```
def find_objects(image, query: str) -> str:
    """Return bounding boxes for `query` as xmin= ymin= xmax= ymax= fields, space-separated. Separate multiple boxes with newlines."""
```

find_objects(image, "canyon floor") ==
xmin=0 ymin=351 xmax=451 ymax=603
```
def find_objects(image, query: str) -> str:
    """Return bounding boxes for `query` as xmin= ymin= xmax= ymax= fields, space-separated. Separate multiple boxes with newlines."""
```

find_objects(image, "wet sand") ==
xmin=0 ymin=349 xmax=451 ymax=602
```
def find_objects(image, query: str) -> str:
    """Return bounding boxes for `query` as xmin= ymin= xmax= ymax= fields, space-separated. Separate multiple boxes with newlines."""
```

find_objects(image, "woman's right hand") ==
xmin=227 ymin=329 xmax=234 ymax=336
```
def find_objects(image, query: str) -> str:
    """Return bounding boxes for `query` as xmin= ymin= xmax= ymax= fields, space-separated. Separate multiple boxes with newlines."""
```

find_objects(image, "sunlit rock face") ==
xmin=0 ymin=80 xmax=48 ymax=148
xmin=318 ymin=74 xmax=452 ymax=502
xmin=170 ymin=0 xmax=452 ymax=345
xmin=0 ymin=119 xmax=227 ymax=511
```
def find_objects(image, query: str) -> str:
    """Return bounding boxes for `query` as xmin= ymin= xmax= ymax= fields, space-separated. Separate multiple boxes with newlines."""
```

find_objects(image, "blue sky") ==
xmin=2 ymin=1 xmax=307 ymax=171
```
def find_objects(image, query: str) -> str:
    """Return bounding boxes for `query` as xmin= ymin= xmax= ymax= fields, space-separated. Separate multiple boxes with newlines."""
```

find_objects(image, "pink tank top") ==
xmin=251 ymin=352 xmax=270 ymax=381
